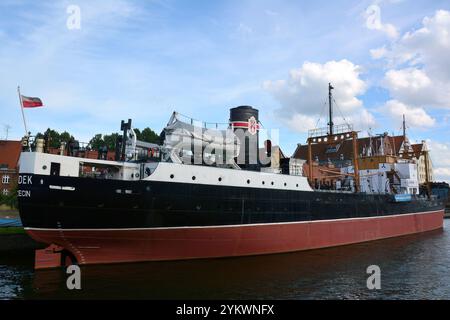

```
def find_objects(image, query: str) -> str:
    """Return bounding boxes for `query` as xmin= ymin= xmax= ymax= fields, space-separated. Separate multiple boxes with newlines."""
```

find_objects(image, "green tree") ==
xmin=59 ymin=131 xmax=74 ymax=143
xmin=43 ymin=128 xmax=61 ymax=148
xmin=88 ymin=127 xmax=160 ymax=151
xmin=5 ymin=184 xmax=18 ymax=209
xmin=103 ymin=133 xmax=119 ymax=150
xmin=138 ymin=127 xmax=160 ymax=144
xmin=0 ymin=185 xmax=18 ymax=209
xmin=89 ymin=134 xmax=104 ymax=150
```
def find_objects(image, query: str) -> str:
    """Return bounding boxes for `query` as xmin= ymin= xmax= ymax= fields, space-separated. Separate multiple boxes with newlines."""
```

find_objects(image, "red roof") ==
xmin=0 ymin=140 xmax=22 ymax=170
xmin=411 ymin=143 xmax=423 ymax=157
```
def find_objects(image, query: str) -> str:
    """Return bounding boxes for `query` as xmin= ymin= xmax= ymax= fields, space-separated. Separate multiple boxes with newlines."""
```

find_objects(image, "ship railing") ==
xmin=308 ymin=124 xmax=354 ymax=138
xmin=172 ymin=111 xmax=230 ymax=130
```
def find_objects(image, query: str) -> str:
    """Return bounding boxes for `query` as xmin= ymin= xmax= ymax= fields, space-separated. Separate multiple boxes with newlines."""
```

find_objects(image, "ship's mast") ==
xmin=328 ymin=83 xmax=334 ymax=136
xmin=402 ymin=114 xmax=406 ymax=141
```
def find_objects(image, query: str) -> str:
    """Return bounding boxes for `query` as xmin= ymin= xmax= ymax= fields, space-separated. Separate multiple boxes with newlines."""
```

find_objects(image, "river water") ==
xmin=1 ymin=220 xmax=450 ymax=300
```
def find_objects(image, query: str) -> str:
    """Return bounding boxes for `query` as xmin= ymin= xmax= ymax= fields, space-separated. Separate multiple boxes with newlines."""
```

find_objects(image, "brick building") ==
xmin=0 ymin=140 xmax=22 ymax=196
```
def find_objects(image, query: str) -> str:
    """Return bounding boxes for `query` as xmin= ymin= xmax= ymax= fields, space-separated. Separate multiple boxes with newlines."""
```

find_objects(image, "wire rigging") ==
xmin=332 ymin=97 xmax=351 ymax=128
xmin=314 ymin=99 xmax=329 ymax=130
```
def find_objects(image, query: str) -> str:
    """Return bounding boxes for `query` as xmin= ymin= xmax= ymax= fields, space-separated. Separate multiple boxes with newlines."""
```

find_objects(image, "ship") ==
xmin=17 ymin=84 xmax=446 ymax=269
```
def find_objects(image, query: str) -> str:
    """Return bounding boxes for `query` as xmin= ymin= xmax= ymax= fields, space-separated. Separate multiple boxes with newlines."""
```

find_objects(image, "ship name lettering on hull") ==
xmin=17 ymin=190 xmax=31 ymax=197
xmin=18 ymin=175 xmax=32 ymax=185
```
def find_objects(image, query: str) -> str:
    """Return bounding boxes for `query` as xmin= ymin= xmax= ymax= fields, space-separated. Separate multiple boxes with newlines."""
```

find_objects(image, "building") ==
xmin=293 ymin=134 xmax=433 ymax=187
xmin=293 ymin=134 xmax=405 ymax=166
xmin=259 ymin=145 xmax=286 ymax=173
xmin=0 ymin=140 xmax=22 ymax=196
xmin=411 ymin=142 xmax=433 ymax=184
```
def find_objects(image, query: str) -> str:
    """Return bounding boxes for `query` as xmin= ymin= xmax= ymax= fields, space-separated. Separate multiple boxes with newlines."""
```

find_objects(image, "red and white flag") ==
xmin=21 ymin=95 xmax=43 ymax=108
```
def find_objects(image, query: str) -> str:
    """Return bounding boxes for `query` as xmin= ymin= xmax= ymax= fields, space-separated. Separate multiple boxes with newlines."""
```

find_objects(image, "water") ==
xmin=1 ymin=220 xmax=450 ymax=300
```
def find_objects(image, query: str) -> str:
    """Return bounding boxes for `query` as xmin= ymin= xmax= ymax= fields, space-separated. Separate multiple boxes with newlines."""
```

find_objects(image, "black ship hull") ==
xmin=18 ymin=174 xmax=444 ymax=229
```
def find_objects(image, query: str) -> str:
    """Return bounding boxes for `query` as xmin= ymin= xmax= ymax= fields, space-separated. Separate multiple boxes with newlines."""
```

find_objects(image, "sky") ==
xmin=0 ymin=0 xmax=449 ymax=182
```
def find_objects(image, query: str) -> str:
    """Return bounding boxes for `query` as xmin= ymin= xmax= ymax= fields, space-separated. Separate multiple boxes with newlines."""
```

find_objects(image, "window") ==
xmin=1 ymin=175 xmax=10 ymax=184
xmin=50 ymin=162 xmax=60 ymax=176
xmin=2 ymin=189 xmax=8 ymax=196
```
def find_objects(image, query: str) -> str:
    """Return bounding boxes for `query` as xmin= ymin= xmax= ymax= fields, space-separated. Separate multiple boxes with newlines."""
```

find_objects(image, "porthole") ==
xmin=271 ymin=182 xmax=274 ymax=185
xmin=42 ymin=165 xmax=47 ymax=170
xmin=218 ymin=177 xmax=222 ymax=182
xmin=247 ymin=179 xmax=251 ymax=184
xmin=192 ymin=176 xmax=196 ymax=180
xmin=170 ymin=174 xmax=174 ymax=179
xmin=262 ymin=181 xmax=265 ymax=185
xmin=296 ymin=184 xmax=299 ymax=187
xmin=284 ymin=183 xmax=287 ymax=186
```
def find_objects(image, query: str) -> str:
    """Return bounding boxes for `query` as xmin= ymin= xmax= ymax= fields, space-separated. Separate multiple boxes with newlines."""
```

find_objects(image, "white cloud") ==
xmin=382 ymin=68 xmax=445 ymax=107
xmin=264 ymin=60 xmax=374 ymax=133
xmin=370 ymin=46 xmax=388 ymax=59
xmin=428 ymin=140 xmax=450 ymax=183
xmin=365 ymin=4 xmax=399 ymax=39
xmin=283 ymin=114 xmax=318 ymax=134
xmin=375 ymin=10 xmax=450 ymax=110
xmin=398 ymin=10 xmax=450 ymax=81
xmin=384 ymin=100 xmax=435 ymax=128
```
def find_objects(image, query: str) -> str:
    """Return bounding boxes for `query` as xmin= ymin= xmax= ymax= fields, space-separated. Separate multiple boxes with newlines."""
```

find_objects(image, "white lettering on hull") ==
xmin=18 ymin=175 xmax=32 ymax=185
xmin=17 ymin=190 xmax=31 ymax=197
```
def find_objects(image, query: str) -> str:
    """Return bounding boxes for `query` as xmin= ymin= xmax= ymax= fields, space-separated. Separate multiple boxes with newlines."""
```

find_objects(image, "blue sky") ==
xmin=0 ymin=0 xmax=449 ymax=181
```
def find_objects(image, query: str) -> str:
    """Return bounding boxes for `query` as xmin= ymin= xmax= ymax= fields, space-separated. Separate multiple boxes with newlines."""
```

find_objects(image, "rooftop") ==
xmin=0 ymin=140 xmax=22 ymax=170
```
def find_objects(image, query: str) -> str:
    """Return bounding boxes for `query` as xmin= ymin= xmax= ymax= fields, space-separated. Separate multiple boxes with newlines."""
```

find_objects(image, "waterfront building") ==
xmin=0 ymin=140 xmax=22 ymax=196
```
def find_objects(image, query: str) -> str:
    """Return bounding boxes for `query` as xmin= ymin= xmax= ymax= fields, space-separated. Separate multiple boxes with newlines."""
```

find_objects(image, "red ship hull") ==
xmin=27 ymin=210 xmax=444 ymax=269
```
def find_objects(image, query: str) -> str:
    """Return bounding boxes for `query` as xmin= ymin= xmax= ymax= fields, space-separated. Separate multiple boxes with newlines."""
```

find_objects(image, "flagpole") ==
xmin=17 ymin=86 xmax=28 ymax=136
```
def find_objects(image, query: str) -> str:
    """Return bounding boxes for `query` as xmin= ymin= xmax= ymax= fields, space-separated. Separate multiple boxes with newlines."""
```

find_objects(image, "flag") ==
xmin=21 ymin=95 xmax=43 ymax=108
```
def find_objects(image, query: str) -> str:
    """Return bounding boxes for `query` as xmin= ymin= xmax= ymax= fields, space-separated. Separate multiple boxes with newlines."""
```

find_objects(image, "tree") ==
xmin=89 ymin=134 xmax=104 ymax=150
xmin=5 ymin=184 xmax=18 ymax=209
xmin=60 ymin=131 xmax=74 ymax=143
xmin=103 ymin=133 xmax=119 ymax=150
xmin=43 ymin=128 xmax=62 ymax=148
xmin=0 ymin=184 xmax=18 ymax=209
xmin=138 ymin=127 xmax=160 ymax=144
xmin=87 ymin=127 xmax=160 ymax=152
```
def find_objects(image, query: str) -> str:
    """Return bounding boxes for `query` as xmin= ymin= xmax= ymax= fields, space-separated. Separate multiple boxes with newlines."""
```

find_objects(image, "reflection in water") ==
xmin=2 ymin=221 xmax=450 ymax=299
